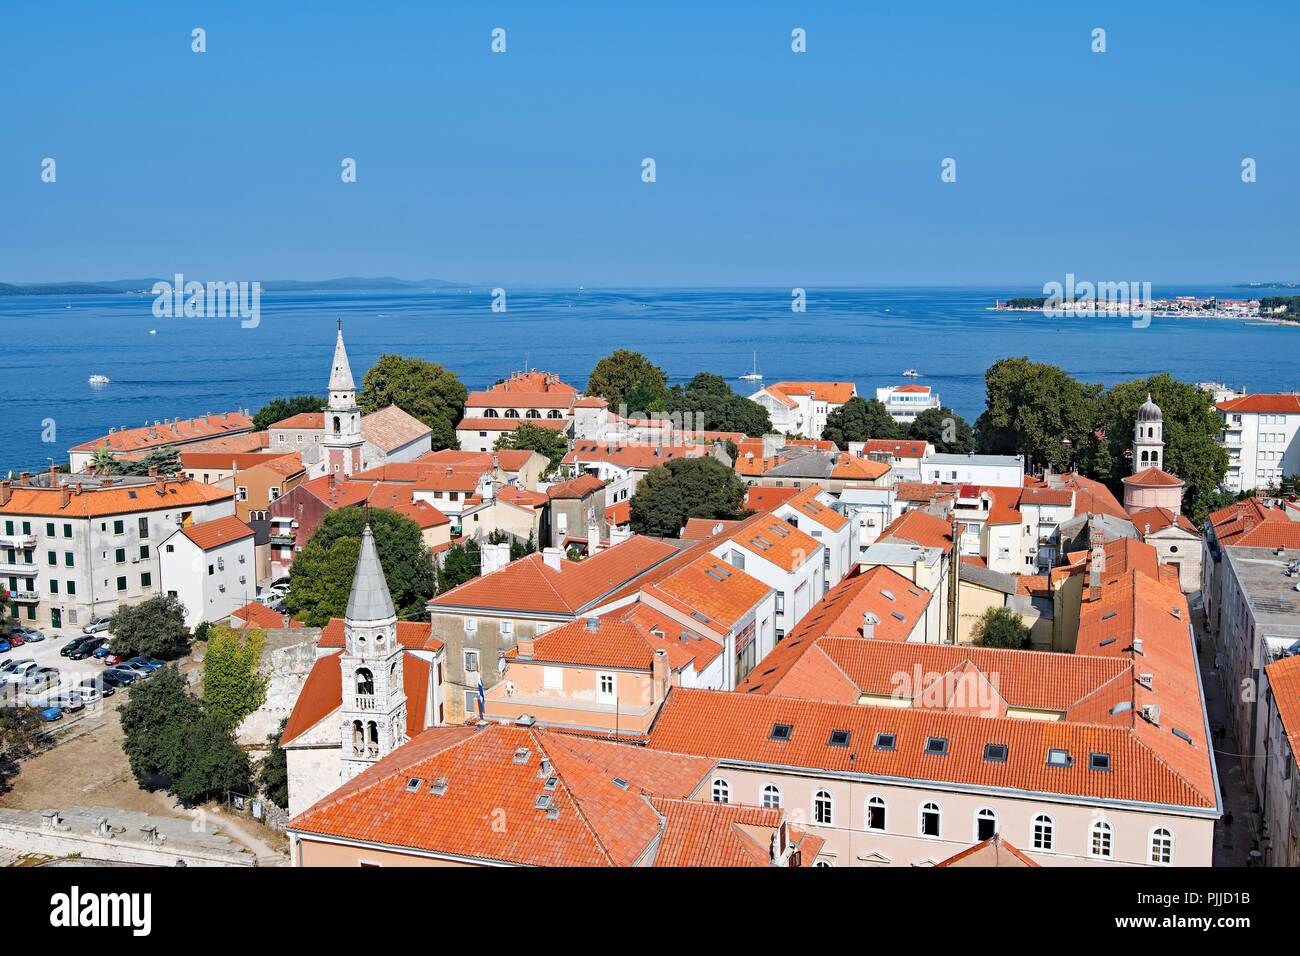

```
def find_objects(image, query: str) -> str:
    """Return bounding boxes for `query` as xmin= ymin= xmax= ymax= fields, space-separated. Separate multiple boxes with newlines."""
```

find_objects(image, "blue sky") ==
xmin=2 ymin=1 xmax=1297 ymax=286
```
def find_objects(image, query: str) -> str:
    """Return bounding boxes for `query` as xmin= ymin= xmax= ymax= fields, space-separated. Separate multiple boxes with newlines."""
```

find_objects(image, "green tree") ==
xmin=202 ymin=626 xmax=268 ymax=728
xmin=120 ymin=665 xmax=205 ymax=785
xmin=667 ymin=373 xmax=772 ymax=437
xmin=1087 ymin=374 xmax=1229 ymax=521
xmin=359 ymin=354 xmax=468 ymax=451
xmin=90 ymin=445 xmax=116 ymax=474
xmin=585 ymin=350 xmax=668 ymax=410
xmin=972 ymin=606 xmax=1033 ymax=649
xmin=0 ymin=704 xmax=44 ymax=786
xmin=822 ymin=397 xmax=900 ymax=448
xmin=625 ymin=379 xmax=670 ymax=415
xmin=494 ymin=422 xmax=569 ymax=477
xmin=630 ymin=457 xmax=747 ymax=536
xmin=488 ymin=528 xmax=535 ymax=561
xmin=108 ymin=594 xmax=191 ymax=659
xmin=974 ymin=357 xmax=1102 ymax=471
xmin=436 ymin=539 xmax=482 ymax=594
xmin=258 ymin=718 xmax=290 ymax=809
xmin=170 ymin=714 xmax=252 ymax=806
xmin=286 ymin=507 xmax=435 ymax=626
xmin=907 ymin=407 xmax=974 ymax=454
xmin=252 ymin=395 xmax=327 ymax=431
xmin=114 ymin=447 xmax=182 ymax=477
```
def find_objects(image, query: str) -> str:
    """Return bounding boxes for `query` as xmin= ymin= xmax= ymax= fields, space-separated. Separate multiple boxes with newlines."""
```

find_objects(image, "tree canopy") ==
xmin=252 ymin=395 xmax=327 ymax=431
xmin=494 ymin=422 xmax=569 ymax=477
xmin=108 ymin=594 xmax=191 ymax=659
xmin=667 ymin=373 xmax=772 ymax=437
xmin=259 ymin=718 xmax=290 ymax=809
xmin=202 ymin=626 xmax=268 ymax=728
xmin=586 ymin=350 xmax=668 ymax=411
xmin=359 ymin=354 xmax=468 ymax=451
xmin=120 ymin=665 xmax=251 ymax=805
xmin=821 ymin=397 xmax=900 ymax=448
xmin=974 ymin=357 xmax=1102 ymax=471
xmin=971 ymin=606 xmax=1033 ymax=649
xmin=907 ymin=407 xmax=974 ymax=454
xmin=436 ymin=538 xmax=481 ymax=594
xmin=285 ymin=507 xmax=435 ymax=626
xmin=630 ymin=456 xmax=747 ymax=536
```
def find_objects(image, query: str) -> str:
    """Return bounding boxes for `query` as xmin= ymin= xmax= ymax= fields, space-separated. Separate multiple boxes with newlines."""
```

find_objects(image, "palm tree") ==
xmin=91 ymin=445 xmax=117 ymax=475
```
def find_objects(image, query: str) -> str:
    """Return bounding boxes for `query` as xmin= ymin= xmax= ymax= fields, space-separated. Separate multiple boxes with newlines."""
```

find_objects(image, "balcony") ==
xmin=268 ymin=533 xmax=295 ymax=546
xmin=0 ymin=559 xmax=36 ymax=575
xmin=7 ymin=589 xmax=40 ymax=604
xmin=0 ymin=533 xmax=36 ymax=550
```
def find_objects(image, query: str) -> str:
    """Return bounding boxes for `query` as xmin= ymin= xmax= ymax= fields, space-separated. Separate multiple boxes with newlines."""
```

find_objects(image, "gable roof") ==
xmin=69 ymin=411 xmax=254 ymax=454
xmin=360 ymin=405 xmax=432 ymax=452
xmin=1216 ymin=393 xmax=1300 ymax=415
xmin=179 ymin=515 xmax=254 ymax=551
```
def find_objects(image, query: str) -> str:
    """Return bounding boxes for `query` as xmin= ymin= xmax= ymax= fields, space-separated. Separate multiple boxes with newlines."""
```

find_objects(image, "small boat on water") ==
xmin=88 ymin=374 xmax=110 ymax=385
xmin=739 ymin=352 xmax=763 ymax=383
xmin=902 ymin=368 xmax=920 ymax=378
xmin=148 ymin=329 xmax=157 ymax=335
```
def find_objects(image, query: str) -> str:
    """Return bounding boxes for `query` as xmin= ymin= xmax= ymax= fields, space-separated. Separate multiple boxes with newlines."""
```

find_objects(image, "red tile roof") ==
xmin=318 ymin=619 xmax=444 ymax=651
xmin=269 ymin=412 xmax=324 ymax=430
xmin=766 ymin=381 xmax=857 ymax=404
xmin=429 ymin=535 xmax=680 ymax=616
xmin=727 ymin=514 xmax=821 ymax=572
xmin=680 ymin=517 xmax=742 ymax=541
xmin=279 ymin=652 xmax=342 ymax=745
xmin=563 ymin=442 xmax=707 ymax=471
xmin=643 ymin=553 xmax=772 ymax=631
xmin=70 ymin=411 xmax=254 ymax=454
xmin=860 ymin=439 xmax=928 ymax=458
xmin=936 ymin=834 xmax=1039 ymax=867
xmin=1216 ymin=393 xmax=1300 ymax=415
xmin=1124 ymin=467 xmax=1184 ymax=487
xmin=229 ymin=601 xmax=305 ymax=630
xmin=507 ymin=607 xmax=716 ymax=674
xmin=744 ymin=487 xmax=801 ymax=511
xmin=1053 ymin=472 xmax=1128 ymax=520
xmin=1265 ymin=654 xmax=1300 ymax=756
xmin=545 ymin=474 xmax=605 ymax=500
xmin=879 ymin=508 xmax=955 ymax=553
xmin=648 ymin=798 xmax=824 ymax=867
xmin=1128 ymin=506 xmax=1198 ymax=535
xmin=605 ymin=500 xmax=631 ymax=526
xmin=1208 ymin=497 xmax=1298 ymax=547
xmin=179 ymin=515 xmax=254 ymax=551
xmin=0 ymin=476 xmax=234 ymax=519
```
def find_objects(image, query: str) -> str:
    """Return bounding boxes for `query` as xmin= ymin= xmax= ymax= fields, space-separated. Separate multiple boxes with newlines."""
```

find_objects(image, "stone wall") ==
xmin=235 ymin=627 xmax=322 ymax=746
xmin=0 ymin=807 xmax=256 ymax=867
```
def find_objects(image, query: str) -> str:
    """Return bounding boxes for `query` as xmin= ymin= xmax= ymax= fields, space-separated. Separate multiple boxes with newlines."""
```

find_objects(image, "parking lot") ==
xmin=1 ymin=625 xmax=131 ymax=721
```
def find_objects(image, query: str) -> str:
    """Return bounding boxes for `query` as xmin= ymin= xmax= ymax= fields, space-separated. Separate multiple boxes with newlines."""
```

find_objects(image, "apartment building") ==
xmin=1216 ymin=393 xmax=1300 ymax=493
xmin=747 ymin=381 xmax=857 ymax=438
xmin=159 ymin=515 xmax=257 ymax=629
xmin=772 ymin=486 xmax=856 ymax=592
xmin=67 ymin=410 xmax=254 ymax=473
xmin=875 ymin=384 xmax=941 ymax=424
xmin=0 ymin=471 xmax=234 ymax=630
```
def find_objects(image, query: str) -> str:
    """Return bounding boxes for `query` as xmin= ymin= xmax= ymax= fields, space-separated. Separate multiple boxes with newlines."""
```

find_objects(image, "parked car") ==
xmin=68 ymin=637 xmax=108 ymax=661
xmin=117 ymin=659 xmax=155 ymax=678
xmin=23 ymin=667 xmax=60 ymax=693
xmin=5 ymin=634 xmax=24 ymax=647
xmin=61 ymin=636 xmax=94 ymax=658
xmin=76 ymin=678 xmax=112 ymax=702
xmin=0 ymin=658 xmax=35 ymax=676
xmin=39 ymin=705 xmax=62 ymax=722
xmin=92 ymin=644 xmax=113 ymax=660
xmin=140 ymin=658 xmax=165 ymax=671
xmin=0 ymin=660 xmax=39 ymax=685
xmin=101 ymin=652 xmax=126 ymax=666
xmin=82 ymin=616 xmax=113 ymax=635
xmin=14 ymin=626 xmax=45 ymax=642
xmin=100 ymin=669 xmax=135 ymax=688
xmin=0 ymin=640 xmax=11 ymax=654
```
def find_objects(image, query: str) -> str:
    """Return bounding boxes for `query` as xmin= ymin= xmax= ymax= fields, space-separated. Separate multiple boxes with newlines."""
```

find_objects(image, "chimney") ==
xmin=49 ymin=463 xmax=58 ymax=481
xmin=479 ymin=541 xmax=509 ymax=577
xmin=74 ymin=482 xmax=83 ymax=496
xmin=517 ymin=636 xmax=535 ymax=659
xmin=19 ymin=471 xmax=30 ymax=485
xmin=587 ymin=520 xmax=600 ymax=554
xmin=542 ymin=547 xmax=563 ymax=572
xmin=651 ymin=648 xmax=670 ymax=705
xmin=862 ymin=612 xmax=878 ymax=639
xmin=60 ymin=484 xmax=71 ymax=508
xmin=584 ymin=615 xmax=599 ymax=631
xmin=155 ymin=474 xmax=166 ymax=495
xmin=0 ymin=480 xmax=10 ymax=506
xmin=609 ymin=525 xmax=632 ymax=546
xmin=1088 ymin=545 xmax=1104 ymax=601
xmin=1133 ymin=637 xmax=1144 ymax=655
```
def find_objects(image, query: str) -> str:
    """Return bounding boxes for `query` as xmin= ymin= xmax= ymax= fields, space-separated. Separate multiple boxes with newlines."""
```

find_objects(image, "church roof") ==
xmin=1136 ymin=393 xmax=1163 ymax=422
xmin=346 ymin=525 xmax=396 ymax=622
xmin=329 ymin=326 xmax=355 ymax=392
xmin=1123 ymin=467 xmax=1184 ymax=487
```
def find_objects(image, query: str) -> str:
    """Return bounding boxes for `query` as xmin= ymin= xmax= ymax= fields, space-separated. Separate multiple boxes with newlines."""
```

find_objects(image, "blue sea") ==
xmin=1 ymin=285 xmax=1296 ymax=470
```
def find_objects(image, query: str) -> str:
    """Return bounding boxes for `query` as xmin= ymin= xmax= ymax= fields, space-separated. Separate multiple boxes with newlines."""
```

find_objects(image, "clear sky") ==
xmin=2 ymin=1 xmax=1297 ymax=286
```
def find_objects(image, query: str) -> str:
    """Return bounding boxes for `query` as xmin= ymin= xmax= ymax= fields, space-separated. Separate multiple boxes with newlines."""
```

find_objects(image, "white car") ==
xmin=82 ymin=616 xmax=113 ymax=635
xmin=0 ymin=660 xmax=39 ymax=685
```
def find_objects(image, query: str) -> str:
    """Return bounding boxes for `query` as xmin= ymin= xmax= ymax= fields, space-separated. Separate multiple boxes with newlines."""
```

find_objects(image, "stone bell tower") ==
xmin=323 ymin=321 xmax=365 ymax=476
xmin=338 ymin=525 xmax=407 ymax=781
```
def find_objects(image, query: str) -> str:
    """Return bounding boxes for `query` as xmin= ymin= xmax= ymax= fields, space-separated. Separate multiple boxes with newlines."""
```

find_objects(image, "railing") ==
xmin=8 ymin=590 xmax=40 ymax=603
xmin=0 ymin=534 xmax=36 ymax=550
xmin=0 ymin=560 xmax=36 ymax=575
xmin=352 ymin=694 xmax=379 ymax=711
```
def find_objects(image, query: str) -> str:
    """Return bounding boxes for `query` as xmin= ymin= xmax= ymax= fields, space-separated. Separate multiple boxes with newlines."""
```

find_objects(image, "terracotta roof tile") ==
xmin=179 ymin=515 xmax=254 ymax=551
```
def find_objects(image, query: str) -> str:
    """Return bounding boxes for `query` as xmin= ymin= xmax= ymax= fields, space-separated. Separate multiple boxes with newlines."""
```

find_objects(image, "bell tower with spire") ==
xmin=324 ymin=320 xmax=364 ymax=476
xmin=338 ymin=525 xmax=407 ymax=781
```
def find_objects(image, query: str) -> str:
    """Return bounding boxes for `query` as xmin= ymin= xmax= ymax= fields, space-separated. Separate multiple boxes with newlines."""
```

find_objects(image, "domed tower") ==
xmin=338 ymin=525 xmax=407 ymax=781
xmin=1122 ymin=394 xmax=1184 ymax=513
xmin=1132 ymin=393 xmax=1165 ymax=472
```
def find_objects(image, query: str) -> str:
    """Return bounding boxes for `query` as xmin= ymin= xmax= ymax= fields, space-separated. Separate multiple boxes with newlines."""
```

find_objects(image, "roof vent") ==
xmin=585 ymin=616 xmax=599 ymax=631
xmin=1132 ymin=638 xmax=1144 ymax=655
xmin=1138 ymin=673 xmax=1154 ymax=689
xmin=515 ymin=714 xmax=537 ymax=727
xmin=513 ymin=747 xmax=532 ymax=764
xmin=1142 ymin=703 xmax=1162 ymax=725
xmin=429 ymin=778 xmax=448 ymax=796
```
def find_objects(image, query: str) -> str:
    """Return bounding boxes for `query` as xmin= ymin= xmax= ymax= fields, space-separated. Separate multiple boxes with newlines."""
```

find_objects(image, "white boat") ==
xmin=739 ymin=352 xmax=763 ymax=382
xmin=902 ymin=368 xmax=920 ymax=378
xmin=148 ymin=329 xmax=157 ymax=335
xmin=88 ymin=374 xmax=110 ymax=385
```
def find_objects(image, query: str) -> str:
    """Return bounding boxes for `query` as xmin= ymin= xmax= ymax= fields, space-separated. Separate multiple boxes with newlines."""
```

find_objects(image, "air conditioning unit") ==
xmin=238 ymin=575 xmax=246 ymax=584
xmin=217 ymin=557 xmax=225 ymax=571
xmin=218 ymin=583 xmax=226 ymax=592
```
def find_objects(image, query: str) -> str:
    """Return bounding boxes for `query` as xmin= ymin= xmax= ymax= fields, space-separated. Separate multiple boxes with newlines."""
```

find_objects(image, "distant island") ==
xmin=993 ymin=292 xmax=1300 ymax=324
xmin=0 ymin=276 xmax=473 ymax=297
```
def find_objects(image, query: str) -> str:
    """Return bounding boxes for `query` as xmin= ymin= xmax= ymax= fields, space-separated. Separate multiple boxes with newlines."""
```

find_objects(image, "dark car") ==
xmin=67 ymin=637 xmax=108 ymax=661
xmin=60 ymin=636 xmax=94 ymax=658
xmin=99 ymin=669 xmax=134 ymax=689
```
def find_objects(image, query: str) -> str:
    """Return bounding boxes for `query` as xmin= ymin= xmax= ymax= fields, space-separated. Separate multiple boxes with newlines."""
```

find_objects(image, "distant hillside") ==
xmin=0 ymin=276 xmax=471 ymax=296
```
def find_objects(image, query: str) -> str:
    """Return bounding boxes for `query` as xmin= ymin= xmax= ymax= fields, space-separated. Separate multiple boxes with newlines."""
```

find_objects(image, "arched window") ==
xmin=366 ymin=721 xmax=379 ymax=757
xmin=351 ymin=720 xmax=364 ymax=756
xmin=483 ymin=408 xmax=499 ymax=418
xmin=525 ymin=409 xmax=541 ymax=419
xmin=1149 ymin=827 xmax=1173 ymax=865
xmin=1032 ymin=814 xmax=1055 ymax=851
xmin=920 ymin=802 xmax=941 ymax=838
xmin=813 ymin=789 xmax=834 ymax=825
xmin=975 ymin=807 xmax=998 ymax=842
xmin=355 ymin=668 xmax=374 ymax=697
xmin=1090 ymin=820 xmax=1113 ymax=859
xmin=711 ymin=778 xmax=730 ymax=803
xmin=547 ymin=409 xmax=563 ymax=419
xmin=865 ymin=795 xmax=886 ymax=831
xmin=332 ymin=416 xmax=341 ymax=435
xmin=761 ymin=784 xmax=782 ymax=809
xmin=504 ymin=408 xmax=520 ymax=418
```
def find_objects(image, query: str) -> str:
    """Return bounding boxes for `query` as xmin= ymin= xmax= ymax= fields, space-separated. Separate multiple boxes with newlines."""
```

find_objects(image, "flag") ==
xmin=476 ymin=672 xmax=486 ymax=717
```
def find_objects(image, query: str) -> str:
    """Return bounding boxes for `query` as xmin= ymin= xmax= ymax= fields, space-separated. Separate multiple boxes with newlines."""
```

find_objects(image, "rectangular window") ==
xmin=47 ymin=551 xmax=57 ymax=566
xmin=543 ymin=666 xmax=563 ymax=690
xmin=141 ymin=572 xmax=152 ymax=588
xmin=49 ymin=580 xmax=58 ymax=594
xmin=138 ymin=517 xmax=149 ymax=538
xmin=63 ymin=524 xmax=72 ymax=538
xmin=463 ymin=690 xmax=478 ymax=715
xmin=115 ymin=548 xmax=126 ymax=564
xmin=463 ymin=650 xmax=479 ymax=673
xmin=45 ymin=522 xmax=55 ymax=537
xmin=113 ymin=520 xmax=124 ymax=535
xmin=64 ymin=553 xmax=74 ymax=567
xmin=116 ymin=576 xmax=128 ymax=592
xmin=236 ymin=487 xmax=248 ymax=502
xmin=597 ymin=673 xmax=615 ymax=699
xmin=775 ymin=591 xmax=786 ymax=613
xmin=140 ymin=545 xmax=150 ymax=560
xmin=67 ymin=580 xmax=76 ymax=596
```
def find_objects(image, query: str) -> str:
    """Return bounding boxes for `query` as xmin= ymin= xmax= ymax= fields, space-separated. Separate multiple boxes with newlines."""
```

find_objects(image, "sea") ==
xmin=1 ymin=285 xmax=1296 ymax=470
